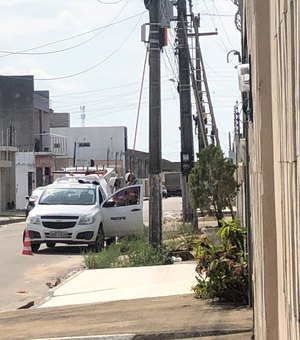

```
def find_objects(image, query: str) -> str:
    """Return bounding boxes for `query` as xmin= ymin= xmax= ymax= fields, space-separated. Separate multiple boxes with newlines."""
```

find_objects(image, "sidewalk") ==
xmin=40 ymin=263 xmax=198 ymax=308
xmin=0 ymin=211 xmax=253 ymax=339
xmin=0 ymin=210 xmax=26 ymax=225
xmin=0 ymin=263 xmax=253 ymax=340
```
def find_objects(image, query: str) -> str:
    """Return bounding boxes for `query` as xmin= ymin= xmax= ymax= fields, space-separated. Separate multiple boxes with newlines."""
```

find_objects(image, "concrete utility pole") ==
xmin=176 ymin=0 xmax=195 ymax=224
xmin=145 ymin=0 xmax=163 ymax=247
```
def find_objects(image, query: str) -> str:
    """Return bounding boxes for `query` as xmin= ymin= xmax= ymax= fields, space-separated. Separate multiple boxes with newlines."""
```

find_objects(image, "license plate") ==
xmin=48 ymin=231 xmax=68 ymax=238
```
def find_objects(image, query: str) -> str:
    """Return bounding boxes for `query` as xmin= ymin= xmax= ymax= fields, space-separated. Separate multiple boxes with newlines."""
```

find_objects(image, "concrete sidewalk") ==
xmin=40 ymin=263 xmax=197 ymax=308
xmin=0 ymin=263 xmax=253 ymax=339
xmin=0 ymin=212 xmax=253 ymax=339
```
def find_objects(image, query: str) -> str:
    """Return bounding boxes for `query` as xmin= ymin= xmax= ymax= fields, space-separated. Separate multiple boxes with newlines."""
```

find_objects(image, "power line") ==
xmin=201 ymin=12 xmax=233 ymax=17
xmin=50 ymin=76 xmax=173 ymax=98
xmin=212 ymin=0 xmax=234 ymax=49
xmin=52 ymin=82 xmax=142 ymax=98
xmin=53 ymin=96 xmax=175 ymax=114
xmin=96 ymin=0 xmax=125 ymax=4
xmin=0 ymin=11 xmax=140 ymax=57
xmin=1 ymin=12 xmax=145 ymax=81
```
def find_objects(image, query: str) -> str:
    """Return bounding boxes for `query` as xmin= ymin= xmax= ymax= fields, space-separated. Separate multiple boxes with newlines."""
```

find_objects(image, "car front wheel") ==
xmin=88 ymin=224 xmax=105 ymax=252
xmin=31 ymin=243 xmax=40 ymax=253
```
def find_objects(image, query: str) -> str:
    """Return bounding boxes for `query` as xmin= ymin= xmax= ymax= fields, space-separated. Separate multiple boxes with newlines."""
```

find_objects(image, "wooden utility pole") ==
xmin=145 ymin=0 xmax=163 ymax=247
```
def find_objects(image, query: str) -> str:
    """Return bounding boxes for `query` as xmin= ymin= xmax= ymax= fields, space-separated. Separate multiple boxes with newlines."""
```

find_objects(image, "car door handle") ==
xmin=131 ymin=208 xmax=141 ymax=212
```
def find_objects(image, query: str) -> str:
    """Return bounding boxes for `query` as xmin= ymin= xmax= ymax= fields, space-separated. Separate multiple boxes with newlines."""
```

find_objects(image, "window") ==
xmin=98 ymin=188 xmax=103 ymax=204
xmin=39 ymin=187 xmax=96 ymax=205
xmin=103 ymin=187 xmax=140 ymax=208
xmin=78 ymin=142 xmax=90 ymax=147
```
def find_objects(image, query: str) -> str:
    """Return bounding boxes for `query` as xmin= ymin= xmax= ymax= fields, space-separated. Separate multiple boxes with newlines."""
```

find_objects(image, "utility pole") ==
xmin=73 ymin=141 xmax=77 ymax=167
xmin=144 ymin=0 xmax=162 ymax=247
xmin=176 ymin=0 xmax=195 ymax=224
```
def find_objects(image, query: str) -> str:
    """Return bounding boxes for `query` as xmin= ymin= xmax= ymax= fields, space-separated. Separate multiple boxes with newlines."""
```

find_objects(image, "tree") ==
xmin=188 ymin=145 xmax=239 ymax=225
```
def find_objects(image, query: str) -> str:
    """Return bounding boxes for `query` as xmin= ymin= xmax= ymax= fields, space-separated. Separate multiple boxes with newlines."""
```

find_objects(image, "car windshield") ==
xmin=39 ymin=187 xmax=96 ymax=205
xmin=30 ymin=187 xmax=45 ymax=199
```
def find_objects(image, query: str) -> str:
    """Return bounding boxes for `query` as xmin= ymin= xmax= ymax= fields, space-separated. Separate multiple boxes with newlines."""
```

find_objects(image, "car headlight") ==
xmin=27 ymin=215 xmax=41 ymax=224
xmin=78 ymin=213 xmax=96 ymax=225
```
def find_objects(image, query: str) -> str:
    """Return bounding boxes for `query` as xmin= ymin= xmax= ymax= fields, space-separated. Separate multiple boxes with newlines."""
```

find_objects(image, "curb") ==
xmin=33 ymin=328 xmax=253 ymax=340
xmin=34 ymin=335 xmax=135 ymax=340
xmin=39 ymin=268 xmax=86 ymax=307
xmin=133 ymin=328 xmax=253 ymax=339
xmin=0 ymin=217 xmax=26 ymax=226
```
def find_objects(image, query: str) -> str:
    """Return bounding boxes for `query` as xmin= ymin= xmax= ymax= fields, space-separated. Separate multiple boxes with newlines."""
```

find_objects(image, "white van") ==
xmin=25 ymin=175 xmax=143 ymax=252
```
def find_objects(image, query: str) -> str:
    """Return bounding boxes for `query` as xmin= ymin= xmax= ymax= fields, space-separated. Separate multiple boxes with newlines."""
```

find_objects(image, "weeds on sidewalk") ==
xmin=84 ymin=229 xmax=169 ymax=269
xmin=84 ymin=224 xmax=197 ymax=269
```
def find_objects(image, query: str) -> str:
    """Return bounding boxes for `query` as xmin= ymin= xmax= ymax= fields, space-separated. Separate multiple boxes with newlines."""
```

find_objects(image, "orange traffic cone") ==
xmin=22 ymin=229 xmax=33 ymax=256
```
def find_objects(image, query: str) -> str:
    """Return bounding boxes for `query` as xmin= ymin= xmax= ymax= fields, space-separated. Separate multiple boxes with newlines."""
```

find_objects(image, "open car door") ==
xmin=101 ymin=185 xmax=143 ymax=237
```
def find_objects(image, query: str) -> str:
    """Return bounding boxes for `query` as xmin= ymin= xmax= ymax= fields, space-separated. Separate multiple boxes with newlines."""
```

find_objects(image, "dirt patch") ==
xmin=25 ymin=257 xmax=84 ymax=282
xmin=163 ymin=211 xmax=183 ymax=231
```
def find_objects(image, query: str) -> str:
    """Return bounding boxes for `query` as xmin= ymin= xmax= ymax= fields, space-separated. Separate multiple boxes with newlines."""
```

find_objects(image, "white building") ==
xmin=15 ymin=152 xmax=35 ymax=210
xmin=50 ymin=126 xmax=128 ymax=175
xmin=14 ymin=126 xmax=129 ymax=211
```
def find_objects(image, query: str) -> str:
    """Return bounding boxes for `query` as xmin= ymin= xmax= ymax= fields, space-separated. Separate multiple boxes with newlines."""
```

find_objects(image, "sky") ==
xmin=0 ymin=0 xmax=241 ymax=162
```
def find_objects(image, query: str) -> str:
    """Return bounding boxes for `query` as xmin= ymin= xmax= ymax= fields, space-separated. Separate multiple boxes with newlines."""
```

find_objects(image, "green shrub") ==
xmin=193 ymin=219 xmax=248 ymax=304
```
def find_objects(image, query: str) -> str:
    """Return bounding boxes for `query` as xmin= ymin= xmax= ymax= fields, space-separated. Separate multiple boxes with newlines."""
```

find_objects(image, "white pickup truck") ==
xmin=25 ymin=174 xmax=143 ymax=252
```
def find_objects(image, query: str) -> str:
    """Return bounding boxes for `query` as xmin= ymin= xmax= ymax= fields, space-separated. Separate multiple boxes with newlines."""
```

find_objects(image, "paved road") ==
xmin=143 ymin=196 xmax=183 ymax=226
xmin=0 ymin=197 xmax=217 ymax=312
xmin=0 ymin=198 xmax=184 ymax=312
xmin=143 ymin=196 xmax=219 ymax=229
xmin=0 ymin=221 xmax=83 ymax=312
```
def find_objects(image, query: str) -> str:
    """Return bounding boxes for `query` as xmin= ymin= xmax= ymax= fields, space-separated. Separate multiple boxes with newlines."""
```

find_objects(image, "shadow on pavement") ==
xmin=36 ymin=244 xmax=88 ymax=256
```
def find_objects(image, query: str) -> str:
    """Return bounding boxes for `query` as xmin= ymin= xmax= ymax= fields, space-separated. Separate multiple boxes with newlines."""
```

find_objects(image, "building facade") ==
xmin=50 ymin=126 xmax=128 ymax=176
xmin=242 ymin=1 xmax=300 ymax=339
xmin=0 ymin=76 xmax=67 ymax=211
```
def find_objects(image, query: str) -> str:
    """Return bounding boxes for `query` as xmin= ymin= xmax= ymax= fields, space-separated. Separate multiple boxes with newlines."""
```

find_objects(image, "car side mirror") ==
xmin=25 ymin=196 xmax=29 ymax=200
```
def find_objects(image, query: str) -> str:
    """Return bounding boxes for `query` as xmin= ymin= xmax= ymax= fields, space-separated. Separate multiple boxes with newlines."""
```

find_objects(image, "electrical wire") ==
xmin=50 ymin=76 xmax=173 ymax=99
xmin=0 ymin=9 xmax=139 ymax=57
xmin=132 ymin=45 xmax=148 ymax=166
xmin=162 ymin=54 xmax=178 ymax=99
xmin=0 ymin=12 xmax=146 ymax=81
xmin=212 ymin=0 xmax=234 ymax=49
xmin=96 ymin=0 xmax=125 ymax=4
xmin=201 ymin=12 xmax=234 ymax=17
xmin=193 ymin=1 xmax=233 ymax=55
xmin=51 ymin=81 xmax=142 ymax=97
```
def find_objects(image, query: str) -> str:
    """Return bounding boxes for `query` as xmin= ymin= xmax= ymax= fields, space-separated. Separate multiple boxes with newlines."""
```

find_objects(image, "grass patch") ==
xmin=84 ymin=244 xmax=123 ymax=269
xmin=84 ymin=223 xmax=198 ymax=269
xmin=84 ymin=229 xmax=169 ymax=269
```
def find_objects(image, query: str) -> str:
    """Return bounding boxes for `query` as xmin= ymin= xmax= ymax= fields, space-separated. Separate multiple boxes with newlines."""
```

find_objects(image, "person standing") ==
xmin=125 ymin=172 xmax=138 ymax=185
